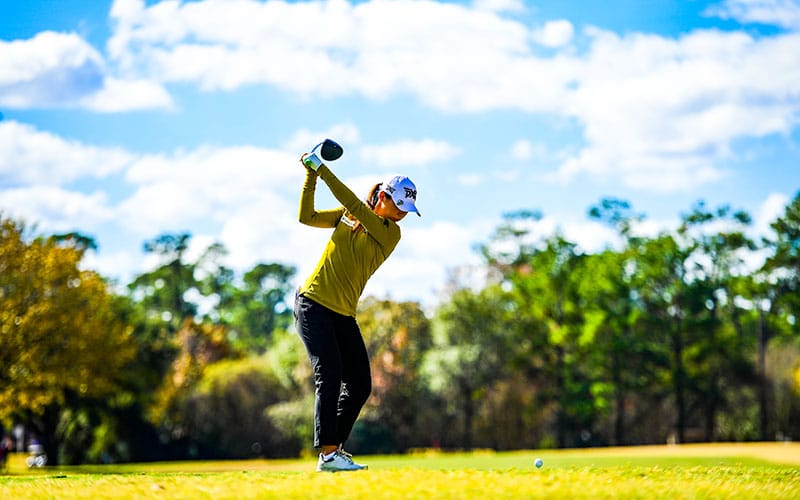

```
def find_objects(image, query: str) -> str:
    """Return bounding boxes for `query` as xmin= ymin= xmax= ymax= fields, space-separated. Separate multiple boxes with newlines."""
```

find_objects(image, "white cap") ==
xmin=381 ymin=175 xmax=420 ymax=216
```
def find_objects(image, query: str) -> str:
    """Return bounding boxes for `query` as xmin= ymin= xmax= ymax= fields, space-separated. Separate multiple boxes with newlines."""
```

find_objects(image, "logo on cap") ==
xmin=381 ymin=175 xmax=420 ymax=215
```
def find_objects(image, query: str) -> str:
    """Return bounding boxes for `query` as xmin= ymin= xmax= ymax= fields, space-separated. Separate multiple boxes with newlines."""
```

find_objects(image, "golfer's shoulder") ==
xmin=381 ymin=217 xmax=402 ymax=245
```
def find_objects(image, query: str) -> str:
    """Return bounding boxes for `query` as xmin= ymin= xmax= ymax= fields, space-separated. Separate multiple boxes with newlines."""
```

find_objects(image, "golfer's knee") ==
xmin=354 ymin=377 xmax=372 ymax=405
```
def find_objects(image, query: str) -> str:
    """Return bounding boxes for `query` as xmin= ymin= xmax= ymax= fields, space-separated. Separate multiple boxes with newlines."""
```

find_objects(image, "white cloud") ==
xmin=630 ymin=217 xmax=680 ymax=239
xmin=119 ymin=145 xmax=302 ymax=235
xmin=80 ymin=77 xmax=173 ymax=112
xmin=360 ymin=139 xmax=461 ymax=169
xmin=531 ymin=20 xmax=575 ymax=48
xmin=0 ymin=120 xmax=133 ymax=185
xmin=706 ymin=0 xmax=800 ymax=31
xmin=364 ymin=219 xmax=486 ymax=304
xmin=472 ymin=0 xmax=526 ymax=14
xmin=561 ymin=220 xmax=621 ymax=253
xmin=106 ymin=0 xmax=559 ymax=111
xmin=0 ymin=31 xmax=171 ymax=111
xmin=731 ymin=191 xmax=792 ymax=274
xmin=98 ymin=0 xmax=800 ymax=194
xmin=0 ymin=186 xmax=114 ymax=231
xmin=0 ymin=31 xmax=103 ymax=108
xmin=511 ymin=139 xmax=533 ymax=160
xmin=457 ymin=174 xmax=483 ymax=186
xmin=754 ymin=192 xmax=790 ymax=236
xmin=557 ymin=28 xmax=800 ymax=191
xmin=3 ymin=1 xmax=799 ymax=196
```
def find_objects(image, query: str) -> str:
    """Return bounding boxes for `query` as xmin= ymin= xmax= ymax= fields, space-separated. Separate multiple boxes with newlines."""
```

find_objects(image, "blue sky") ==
xmin=1 ymin=0 xmax=799 ymax=308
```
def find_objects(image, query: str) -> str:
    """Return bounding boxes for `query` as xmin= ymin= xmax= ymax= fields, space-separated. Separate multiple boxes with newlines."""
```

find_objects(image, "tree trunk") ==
xmin=614 ymin=383 xmax=625 ymax=446
xmin=672 ymin=322 xmax=686 ymax=444
xmin=610 ymin=346 xmax=625 ymax=445
xmin=461 ymin=380 xmax=473 ymax=451
xmin=704 ymin=379 xmax=718 ymax=442
xmin=555 ymin=346 xmax=566 ymax=448
xmin=758 ymin=308 xmax=769 ymax=441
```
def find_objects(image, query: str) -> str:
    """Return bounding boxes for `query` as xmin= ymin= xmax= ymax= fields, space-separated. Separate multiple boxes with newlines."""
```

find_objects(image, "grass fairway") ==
xmin=1 ymin=443 xmax=799 ymax=499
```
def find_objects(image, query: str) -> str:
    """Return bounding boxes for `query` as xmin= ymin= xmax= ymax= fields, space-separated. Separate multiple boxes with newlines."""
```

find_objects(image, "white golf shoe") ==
xmin=316 ymin=450 xmax=368 ymax=472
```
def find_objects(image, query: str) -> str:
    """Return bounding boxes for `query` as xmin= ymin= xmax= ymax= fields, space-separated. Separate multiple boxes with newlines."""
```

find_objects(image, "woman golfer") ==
xmin=294 ymin=149 xmax=420 ymax=472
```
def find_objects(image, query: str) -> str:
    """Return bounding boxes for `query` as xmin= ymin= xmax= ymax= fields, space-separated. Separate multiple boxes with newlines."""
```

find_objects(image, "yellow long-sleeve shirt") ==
xmin=297 ymin=165 xmax=401 ymax=317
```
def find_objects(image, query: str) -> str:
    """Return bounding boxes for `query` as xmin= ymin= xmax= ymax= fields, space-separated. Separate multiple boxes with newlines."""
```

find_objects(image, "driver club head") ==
xmin=317 ymin=139 xmax=343 ymax=162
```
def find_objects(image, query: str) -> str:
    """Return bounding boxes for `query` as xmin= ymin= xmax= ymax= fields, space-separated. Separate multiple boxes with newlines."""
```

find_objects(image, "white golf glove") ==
xmin=302 ymin=152 xmax=323 ymax=172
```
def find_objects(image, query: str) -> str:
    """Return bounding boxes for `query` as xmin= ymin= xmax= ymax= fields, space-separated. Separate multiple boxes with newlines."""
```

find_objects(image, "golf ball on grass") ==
xmin=534 ymin=458 xmax=543 ymax=468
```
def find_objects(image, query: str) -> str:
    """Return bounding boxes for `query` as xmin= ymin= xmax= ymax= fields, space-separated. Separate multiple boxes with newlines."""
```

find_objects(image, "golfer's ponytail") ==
xmin=350 ymin=183 xmax=382 ymax=233
xmin=368 ymin=183 xmax=382 ymax=210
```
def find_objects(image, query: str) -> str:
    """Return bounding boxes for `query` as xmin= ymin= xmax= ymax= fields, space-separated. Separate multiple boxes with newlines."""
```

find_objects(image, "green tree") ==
xmin=761 ymin=190 xmax=800 ymax=439
xmin=576 ymin=249 xmax=655 ymax=445
xmin=630 ymin=232 xmax=695 ymax=443
xmin=146 ymin=320 xmax=237 ymax=448
xmin=218 ymin=263 xmax=296 ymax=353
xmin=677 ymin=201 xmax=757 ymax=441
xmin=586 ymin=198 xmax=653 ymax=445
xmin=764 ymin=191 xmax=800 ymax=302
xmin=519 ymin=235 xmax=594 ymax=447
xmin=129 ymin=232 xmax=199 ymax=331
xmin=0 ymin=215 xmax=136 ymax=463
xmin=182 ymin=356 xmax=292 ymax=458
xmin=479 ymin=212 xmax=596 ymax=448
xmin=356 ymin=298 xmax=433 ymax=452
xmin=423 ymin=285 xmax=514 ymax=449
xmin=263 ymin=328 xmax=315 ymax=456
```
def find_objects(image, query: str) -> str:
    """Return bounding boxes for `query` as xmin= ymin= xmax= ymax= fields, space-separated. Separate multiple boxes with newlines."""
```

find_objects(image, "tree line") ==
xmin=0 ymin=191 xmax=798 ymax=465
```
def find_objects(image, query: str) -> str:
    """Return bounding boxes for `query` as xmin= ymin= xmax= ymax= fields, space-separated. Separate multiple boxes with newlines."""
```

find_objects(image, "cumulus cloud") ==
xmin=531 ymin=20 xmax=575 ymax=48
xmin=97 ymin=0 xmax=800 ymax=193
xmin=106 ymin=0 xmax=564 ymax=111
xmin=365 ymin=219 xmax=487 ymax=304
xmin=119 ymin=145 xmax=302 ymax=235
xmin=472 ymin=0 xmax=526 ymax=14
xmin=80 ymin=76 xmax=173 ymax=112
xmin=511 ymin=140 xmax=531 ymax=160
xmin=754 ymin=192 xmax=790 ymax=236
xmin=457 ymin=174 xmax=484 ymax=186
xmin=2 ymin=1 xmax=799 ymax=193
xmin=0 ymin=31 xmax=171 ymax=111
xmin=0 ymin=120 xmax=134 ymax=185
xmin=556 ymin=27 xmax=800 ymax=190
xmin=707 ymin=0 xmax=800 ymax=31
xmin=0 ymin=186 xmax=115 ymax=231
xmin=360 ymin=139 xmax=461 ymax=169
xmin=0 ymin=31 xmax=103 ymax=106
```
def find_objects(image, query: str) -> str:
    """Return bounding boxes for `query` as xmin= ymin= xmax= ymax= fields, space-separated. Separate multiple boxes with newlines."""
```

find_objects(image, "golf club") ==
xmin=303 ymin=138 xmax=343 ymax=170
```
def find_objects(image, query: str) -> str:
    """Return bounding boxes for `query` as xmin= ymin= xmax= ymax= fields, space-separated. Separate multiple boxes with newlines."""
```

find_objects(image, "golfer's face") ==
xmin=380 ymin=194 xmax=407 ymax=222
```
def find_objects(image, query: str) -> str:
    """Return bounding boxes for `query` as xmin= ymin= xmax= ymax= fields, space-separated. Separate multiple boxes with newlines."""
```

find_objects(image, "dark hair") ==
xmin=368 ymin=183 xmax=382 ymax=210
xmin=350 ymin=183 xmax=383 ymax=233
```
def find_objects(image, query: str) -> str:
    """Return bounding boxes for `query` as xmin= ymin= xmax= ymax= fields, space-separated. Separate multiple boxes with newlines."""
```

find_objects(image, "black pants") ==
xmin=294 ymin=294 xmax=371 ymax=448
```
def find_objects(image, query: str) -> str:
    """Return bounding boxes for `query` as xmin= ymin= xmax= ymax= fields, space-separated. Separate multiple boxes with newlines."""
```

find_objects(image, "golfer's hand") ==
xmin=301 ymin=153 xmax=321 ymax=172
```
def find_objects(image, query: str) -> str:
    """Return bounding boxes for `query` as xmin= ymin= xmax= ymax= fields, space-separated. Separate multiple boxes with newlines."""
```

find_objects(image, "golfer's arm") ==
xmin=298 ymin=167 xmax=341 ymax=228
xmin=317 ymin=166 xmax=400 ymax=248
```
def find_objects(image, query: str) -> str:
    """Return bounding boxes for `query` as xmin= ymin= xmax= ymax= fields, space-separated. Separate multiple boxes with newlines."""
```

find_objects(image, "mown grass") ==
xmin=2 ymin=443 xmax=798 ymax=499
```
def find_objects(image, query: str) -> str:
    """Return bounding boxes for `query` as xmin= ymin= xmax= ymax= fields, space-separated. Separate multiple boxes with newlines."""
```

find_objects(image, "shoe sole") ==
xmin=316 ymin=466 xmax=368 ymax=472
